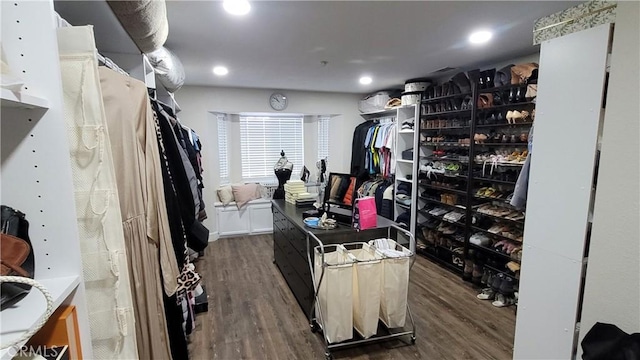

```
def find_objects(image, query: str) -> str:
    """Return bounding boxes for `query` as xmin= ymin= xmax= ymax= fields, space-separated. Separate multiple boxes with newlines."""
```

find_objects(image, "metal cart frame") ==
xmin=306 ymin=224 xmax=417 ymax=360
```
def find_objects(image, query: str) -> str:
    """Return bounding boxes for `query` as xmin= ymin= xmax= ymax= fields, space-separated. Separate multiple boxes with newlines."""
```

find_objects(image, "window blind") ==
xmin=318 ymin=116 xmax=330 ymax=161
xmin=216 ymin=114 xmax=229 ymax=183
xmin=240 ymin=116 xmax=304 ymax=182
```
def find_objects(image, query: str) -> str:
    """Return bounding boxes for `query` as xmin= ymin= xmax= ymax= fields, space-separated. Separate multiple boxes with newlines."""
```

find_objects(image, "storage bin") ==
xmin=404 ymin=78 xmax=431 ymax=92
xmin=369 ymin=238 xmax=412 ymax=328
xmin=402 ymin=148 xmax=413 ymax=160
xmin=314 ymin=245 xmax=355 ymax=343
xmin=343 ymin=243 xmax=384 ymax=338
xmin=401 ymin=91 xmax=422 ymax=106
xmin=359 ymin=90 xmax=402 ymax=113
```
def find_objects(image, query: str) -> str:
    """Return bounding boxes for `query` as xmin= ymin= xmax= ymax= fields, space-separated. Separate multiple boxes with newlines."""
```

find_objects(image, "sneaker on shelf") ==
xmin=477 ymin=287 xmax=495 ymax=300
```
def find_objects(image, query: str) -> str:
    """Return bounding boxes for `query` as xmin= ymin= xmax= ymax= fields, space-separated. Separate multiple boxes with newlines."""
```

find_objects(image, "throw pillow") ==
xmin=217 ymin=185 xmax=234 ymax=205
xmin=232 ymin=183 xmax=260 ymax=209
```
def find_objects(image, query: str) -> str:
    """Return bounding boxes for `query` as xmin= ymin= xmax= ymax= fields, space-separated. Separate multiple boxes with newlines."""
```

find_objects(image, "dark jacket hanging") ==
xmin=153 ymin=101 xmax=209 ymax=251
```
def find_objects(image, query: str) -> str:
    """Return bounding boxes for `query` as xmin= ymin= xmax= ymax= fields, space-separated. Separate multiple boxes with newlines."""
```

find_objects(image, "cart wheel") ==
xmin=310 ymin=322 xmax=319 ymax=333
xmin=324 ymin=352 xmax=332 ymax=360
xmin=411 ymin=335 xmax=416 ymax=344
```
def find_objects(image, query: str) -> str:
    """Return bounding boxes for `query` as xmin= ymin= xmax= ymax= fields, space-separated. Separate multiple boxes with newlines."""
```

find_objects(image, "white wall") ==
xmin=579 ymin=0 xmax=640 ymax=349
xmin=175 ymin=86 xmax=362 ymax=233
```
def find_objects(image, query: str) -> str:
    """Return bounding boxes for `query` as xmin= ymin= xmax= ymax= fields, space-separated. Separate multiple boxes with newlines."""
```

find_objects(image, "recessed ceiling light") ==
xmin=213 ymin=66 xmax=229 ymax=76
xmin=469 ymin=30 xmax=493 ymax=45
xmin=359 ymin=76 xmax=373 ymax=85
xmin=223 ymin=0 xmax=251 ymax=16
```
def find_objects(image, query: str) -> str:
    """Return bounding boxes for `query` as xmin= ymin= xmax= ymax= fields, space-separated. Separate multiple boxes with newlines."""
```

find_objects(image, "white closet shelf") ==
xmin=1 ymin=89 xmax=49 ymax=110
xmin=397 ymin=159 xmax=413 ymax=164
xmin=360 ymin=108 xmax=397 ymax=118
xmin=398 ymin=130 xmax=415 ymax=134
xmin=396 ymin=177 xmax=412 ymax=183
xmin=0 ymin=275 xmax=80 ymax=360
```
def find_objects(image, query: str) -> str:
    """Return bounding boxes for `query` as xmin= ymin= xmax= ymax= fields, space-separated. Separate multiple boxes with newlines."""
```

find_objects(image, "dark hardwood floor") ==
xmin=188 ymin=235 xmax=515 ymax=360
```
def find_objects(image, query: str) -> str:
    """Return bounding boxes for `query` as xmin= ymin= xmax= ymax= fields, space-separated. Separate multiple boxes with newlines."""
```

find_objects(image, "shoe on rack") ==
xmin=481 ymin=269 xmax=490 ymax=285
xmin=491 ymin=272 xmax=505 ymax=292
xmin=477 ymin=287 xmax=496 ymax=300
xmin=472 ymin=264 xmax=483 ymax=285
xmin=492 ymin=293 xmax=515 ymax=307
xmin=499 ymin=276 xmax=515 ymax=296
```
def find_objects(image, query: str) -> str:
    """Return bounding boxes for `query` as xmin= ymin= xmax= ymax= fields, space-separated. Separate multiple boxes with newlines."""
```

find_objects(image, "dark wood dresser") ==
xmin=271 ymin=199 xmax=395 ymax=317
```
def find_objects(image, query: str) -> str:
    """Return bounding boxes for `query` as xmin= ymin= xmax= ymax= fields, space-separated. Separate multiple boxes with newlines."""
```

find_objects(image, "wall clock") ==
xmin=269 ymin=92 xmax=288 ymax=111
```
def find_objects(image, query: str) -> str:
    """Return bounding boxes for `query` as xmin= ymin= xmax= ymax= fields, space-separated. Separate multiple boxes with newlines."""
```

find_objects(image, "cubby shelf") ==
xmin=421 ymin=109 xmax=472 ymax=118
xmin=418 ymin=182 xmax=467 ymax=195
xmin=421 ymin=92 xmax=472 ymax=103
xmin=1 ymin=88 xmax=49 ymax=110
xmin=469 ymin=243 xmax=520 ymax=263
xmin=471 ymin=225 xmax=523 ymax=243
xmin=0 ymin=276 xmax=80 ymax=360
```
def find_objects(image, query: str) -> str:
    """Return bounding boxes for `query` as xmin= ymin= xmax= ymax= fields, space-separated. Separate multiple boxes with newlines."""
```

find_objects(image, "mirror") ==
xmin=323 ymin=172 xmax=356 ymax=209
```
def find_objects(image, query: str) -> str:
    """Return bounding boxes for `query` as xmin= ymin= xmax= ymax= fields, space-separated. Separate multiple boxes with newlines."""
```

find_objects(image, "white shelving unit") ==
xmin=0 ymin=276 xmax=80 ymax=359
xmin=1 ymin=1 xmax=92 ymax=357
xmin=0 ymin=88 xmax=49 ymax=110
xmin=394 ymin=104 xmax=420 ymax=234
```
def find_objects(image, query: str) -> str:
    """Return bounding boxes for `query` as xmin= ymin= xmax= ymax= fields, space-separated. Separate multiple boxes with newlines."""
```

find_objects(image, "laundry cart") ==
xmin=306 ymin=224 xmax=416 ymax=360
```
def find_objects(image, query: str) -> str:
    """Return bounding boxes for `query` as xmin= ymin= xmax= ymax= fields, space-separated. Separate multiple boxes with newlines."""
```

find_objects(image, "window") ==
xmin=318 ymin=116 xmax=330 ymax=161
xmin=216 ymin=113 xmax=229 ymax=183
xmin=240 ymin=116 xmax=304 ymax=182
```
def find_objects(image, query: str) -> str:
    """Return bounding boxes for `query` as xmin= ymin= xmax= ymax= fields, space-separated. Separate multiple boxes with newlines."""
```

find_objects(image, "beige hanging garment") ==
xmin=97 ymin=62 xmax=181 ymax=359
xmin=57 ymin=26 xmax=138 ymax=359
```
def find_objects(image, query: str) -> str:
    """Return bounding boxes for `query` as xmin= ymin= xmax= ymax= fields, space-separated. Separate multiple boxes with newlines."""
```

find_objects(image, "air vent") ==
xmin=433 ymin=66 xmax=457 ymax=73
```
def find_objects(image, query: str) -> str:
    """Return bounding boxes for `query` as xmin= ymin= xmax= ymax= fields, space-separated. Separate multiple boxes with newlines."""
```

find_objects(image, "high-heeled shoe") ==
xmin=508 ymin=87 xmax=517 ymax=103
xmin=506 ymin=110 xmax=515 ymax=124
xmin=435 ymin=85 xmax=442 ymax=98
xmin=450 ymin=98 xmax=460 ymax=111
xmin=442 ymin=83 xmax=449 ymax=97
xmin=492 ymin=91 xmax=504 ymax=106
xmin=461 ymin=95 xmax=472 ymax=110
xmin=512 ymin=110 xmax=524 ymax=123
xmin=485 ymin=68 xmax=496 ymax=89
xmin=426 ymin=86 xmax=435 ymax=99
xmin=515 ymin=86 xmax=526 ymax=103
xmin=496 ymin=111 xmax=505 ymax=124
xmin=478 ymin=71 xmax=486 ymax=89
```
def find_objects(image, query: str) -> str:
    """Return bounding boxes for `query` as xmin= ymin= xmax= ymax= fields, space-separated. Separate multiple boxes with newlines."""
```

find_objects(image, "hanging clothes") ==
xmin=99 ymin=67 xmax=179 ymax=360
xmin=350 ymin=120 xmax=375 ymax=179
xmin=351 ymin=120 xmax=396 ymax=180
xmin=152 ymin=101 xmax=209 ymax=253
xmin=153 ymin=105 xmax=213 ymax=359
xmin=58 ymin=25 xmax=138 ymax=360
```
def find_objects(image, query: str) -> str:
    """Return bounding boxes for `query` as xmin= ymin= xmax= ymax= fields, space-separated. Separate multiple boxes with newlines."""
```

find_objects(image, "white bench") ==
xmin=213 ymin=199 xmax=273 ymax=238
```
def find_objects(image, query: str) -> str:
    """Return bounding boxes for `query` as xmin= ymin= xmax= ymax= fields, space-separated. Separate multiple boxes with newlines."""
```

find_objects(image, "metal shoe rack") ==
xmin=413 ymin=74 xmax=535 ymax=294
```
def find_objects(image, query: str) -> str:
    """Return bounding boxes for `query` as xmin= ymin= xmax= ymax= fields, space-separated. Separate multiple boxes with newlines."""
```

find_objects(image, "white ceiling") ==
xmin=56 ymin=1 xmax=580 ymax=93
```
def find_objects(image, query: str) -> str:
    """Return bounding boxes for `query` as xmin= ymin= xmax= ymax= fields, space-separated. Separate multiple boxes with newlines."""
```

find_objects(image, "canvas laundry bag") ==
xmin=347 ymin=243 xmax=383 ymax=338
xmin=314 ymin=245 xmax=355 ymax=343
xmin=370 ymin=238 xmax=412 ymax=328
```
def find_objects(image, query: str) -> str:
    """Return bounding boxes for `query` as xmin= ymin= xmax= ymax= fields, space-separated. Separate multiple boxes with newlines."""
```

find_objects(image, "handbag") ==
xmin=352 ymin=197 xmax=377 ymax=231
xmin=494 ymin=64 xmax=514 ymax=87
xmin=511 ymin=63 xmax=539 ymax=85
xmin=1 ymin=205 xmax=35 ymax=310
